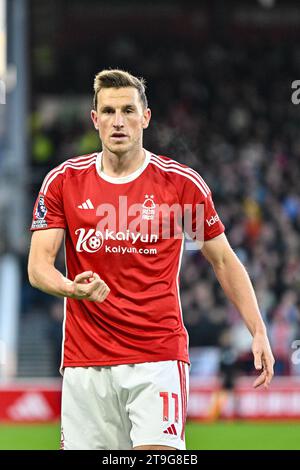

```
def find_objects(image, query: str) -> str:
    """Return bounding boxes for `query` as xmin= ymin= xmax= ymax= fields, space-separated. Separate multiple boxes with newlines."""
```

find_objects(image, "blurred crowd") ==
xmin=24 ymin=32 xmax=300 ymax=377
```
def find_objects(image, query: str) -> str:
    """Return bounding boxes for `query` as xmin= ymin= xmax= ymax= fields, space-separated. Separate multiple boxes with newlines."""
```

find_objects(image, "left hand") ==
xmin=252 ymin=331 xmax=275 ymax=389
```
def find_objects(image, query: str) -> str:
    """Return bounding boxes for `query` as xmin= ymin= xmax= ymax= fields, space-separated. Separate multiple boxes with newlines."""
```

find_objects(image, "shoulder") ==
xmin=148 ymin=152 xmax=210 ymax=198
xmin=40 ymin=153 xmax=98 ymax=195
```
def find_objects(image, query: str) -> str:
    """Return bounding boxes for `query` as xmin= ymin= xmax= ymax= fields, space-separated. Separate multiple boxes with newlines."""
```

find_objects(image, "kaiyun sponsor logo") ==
xmin=75 ymin=228 xmax=158 ymax=254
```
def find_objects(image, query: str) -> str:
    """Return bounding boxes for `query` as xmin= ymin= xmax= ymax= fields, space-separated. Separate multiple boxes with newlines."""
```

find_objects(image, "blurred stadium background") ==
xmin=1 ymin=0 xmax=300 ymax=450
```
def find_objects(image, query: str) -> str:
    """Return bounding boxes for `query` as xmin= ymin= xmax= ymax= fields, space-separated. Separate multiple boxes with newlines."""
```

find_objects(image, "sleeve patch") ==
xmin=32 ymin=195 xmax=48 ymax=229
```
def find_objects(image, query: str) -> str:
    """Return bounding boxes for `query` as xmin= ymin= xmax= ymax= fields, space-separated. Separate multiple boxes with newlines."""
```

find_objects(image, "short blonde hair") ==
xmin=93 ymin=69 xmax=148 ymax=110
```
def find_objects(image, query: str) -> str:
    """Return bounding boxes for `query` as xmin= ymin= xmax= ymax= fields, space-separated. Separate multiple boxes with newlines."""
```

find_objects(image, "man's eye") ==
xmin=125 ymin=108 xmax=134 ymax=113
xmin=103 ymin=109 xmax=114 ymax=114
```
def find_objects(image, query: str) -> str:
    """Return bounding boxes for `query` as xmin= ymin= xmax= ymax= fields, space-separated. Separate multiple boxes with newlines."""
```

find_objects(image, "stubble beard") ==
xmin=105 ymin=134 xmax=142 ymax=158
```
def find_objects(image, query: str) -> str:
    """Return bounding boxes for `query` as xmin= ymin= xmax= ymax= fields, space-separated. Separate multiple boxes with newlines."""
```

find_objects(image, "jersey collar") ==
xmin=96 ymin=149 xmax=151 ymax=184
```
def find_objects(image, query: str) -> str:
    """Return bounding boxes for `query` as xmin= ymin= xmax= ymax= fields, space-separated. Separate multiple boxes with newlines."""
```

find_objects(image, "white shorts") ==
xmin=61 ymin=360 xmax=189 ymax=450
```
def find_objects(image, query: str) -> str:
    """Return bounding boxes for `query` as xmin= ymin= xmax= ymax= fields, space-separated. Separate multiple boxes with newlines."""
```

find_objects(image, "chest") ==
xmin=63 ymin=176 xmax=180 ymax=231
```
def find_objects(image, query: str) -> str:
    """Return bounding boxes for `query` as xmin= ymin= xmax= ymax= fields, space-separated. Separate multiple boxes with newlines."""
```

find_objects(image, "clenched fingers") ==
xmin=72 ymin=272 xmax=110 ymax=302
xmin=73 ymin=278 xmax=100 ymax=298
xmin=74 ymin=271 xmax=94 ymax=284
xmin=88 ymin=281 xmax=110 ymax=302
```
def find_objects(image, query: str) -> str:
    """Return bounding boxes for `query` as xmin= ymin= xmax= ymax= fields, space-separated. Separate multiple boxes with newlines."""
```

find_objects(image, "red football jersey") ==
xmin=31 ymin=150 xmax=225 ymax=369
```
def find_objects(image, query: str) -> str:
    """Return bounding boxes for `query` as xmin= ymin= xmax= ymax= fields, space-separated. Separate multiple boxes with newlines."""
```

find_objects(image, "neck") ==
xmin=101 ymin=147 xmax=145 ymax=177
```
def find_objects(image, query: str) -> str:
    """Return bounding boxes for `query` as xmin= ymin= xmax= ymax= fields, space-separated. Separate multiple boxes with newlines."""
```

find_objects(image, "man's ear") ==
xmin=91 ymin=109 xmax=99 ymax=129
xmin=142 ymin=108 xmax=151 ymax=129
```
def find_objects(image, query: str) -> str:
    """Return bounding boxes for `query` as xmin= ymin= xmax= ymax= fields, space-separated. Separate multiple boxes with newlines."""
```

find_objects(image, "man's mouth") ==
xmin=111 ymin=132 xmax=127 ymax=140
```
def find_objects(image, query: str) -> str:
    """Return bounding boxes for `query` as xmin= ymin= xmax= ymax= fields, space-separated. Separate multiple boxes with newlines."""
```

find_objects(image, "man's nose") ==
xmin=113 ymin=111 xmax=124 ymax=128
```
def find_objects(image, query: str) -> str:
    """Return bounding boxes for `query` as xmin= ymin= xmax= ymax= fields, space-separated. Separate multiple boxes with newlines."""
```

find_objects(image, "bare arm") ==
xmin=28 ymin=228 xmax=110 ymax=302
xmin=201 ymin=233 xmax=275 ymax=388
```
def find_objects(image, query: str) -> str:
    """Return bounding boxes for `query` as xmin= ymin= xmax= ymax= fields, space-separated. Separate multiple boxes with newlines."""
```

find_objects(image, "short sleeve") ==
xmin=31 ymin=173 xmax=66 ymax=231
xmin=180 ymin=171 xmax=225 ymax=242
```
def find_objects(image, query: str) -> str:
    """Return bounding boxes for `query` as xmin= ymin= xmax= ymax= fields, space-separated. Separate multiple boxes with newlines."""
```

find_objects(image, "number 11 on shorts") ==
xmin=159 ymin=392 xmax=179 ymax=422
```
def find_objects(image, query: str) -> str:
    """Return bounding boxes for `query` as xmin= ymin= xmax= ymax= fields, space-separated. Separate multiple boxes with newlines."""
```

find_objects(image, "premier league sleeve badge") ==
xmin=32 ymin=195 xmax=48 ymax=229
xmin=35 ymin=195 xmax=47 ymax=220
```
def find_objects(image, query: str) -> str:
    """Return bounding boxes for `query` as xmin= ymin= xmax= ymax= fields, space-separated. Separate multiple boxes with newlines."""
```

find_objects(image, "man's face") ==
xmin=91 ymin=87 xmax=151 ymax=155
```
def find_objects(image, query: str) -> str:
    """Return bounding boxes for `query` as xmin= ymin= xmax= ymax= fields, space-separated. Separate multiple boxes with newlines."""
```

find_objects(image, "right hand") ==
xmin=68 ymin=271 xmax=110 ymax=303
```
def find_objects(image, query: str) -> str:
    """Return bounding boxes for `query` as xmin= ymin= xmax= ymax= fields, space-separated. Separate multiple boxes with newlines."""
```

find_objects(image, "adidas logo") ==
xmin=8 ymin=392 xmax=53 ymax=421
xmin=78 ymin=199 xmax=94 ymax=209
xmin=163 ymin=424 xmax=177 ymax=436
